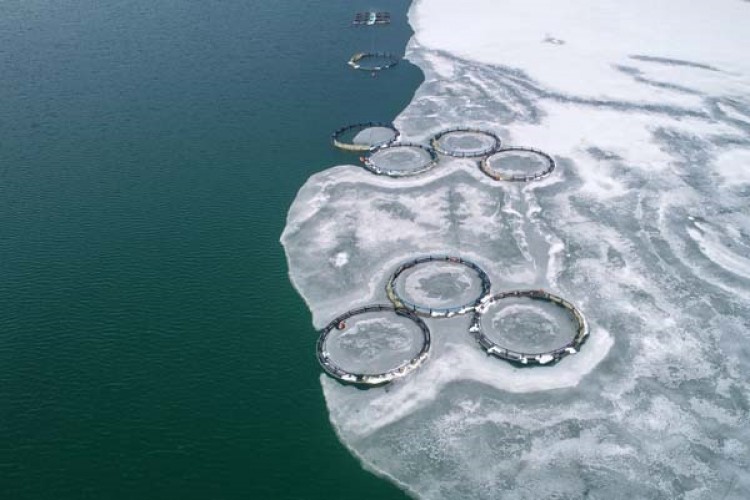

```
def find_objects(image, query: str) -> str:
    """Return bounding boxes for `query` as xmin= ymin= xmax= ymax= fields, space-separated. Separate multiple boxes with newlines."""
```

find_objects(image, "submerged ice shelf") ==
xmin=282 ymin=0 xmax=750 ymax=497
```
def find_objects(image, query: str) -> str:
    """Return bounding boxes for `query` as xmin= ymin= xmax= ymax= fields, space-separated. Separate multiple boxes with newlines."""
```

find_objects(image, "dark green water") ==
xmin=0 ymin=1 xmax=422 ymax=498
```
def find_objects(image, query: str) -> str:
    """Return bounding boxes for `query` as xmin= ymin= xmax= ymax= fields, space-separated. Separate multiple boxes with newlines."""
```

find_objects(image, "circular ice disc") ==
xmin=352 ymin=127 xmax=399 ymax=147
xmin=365 ymin=143 xmax=437 ymax=177
xmin=325 ymin=313 xmax=423 ymax=374
xmin=387 ymin=256 xmax=491 ymax=316
xmin=431 ymin=129 xmax=500 ymax=157
xmin=437 ymin=132 xmax=496 ymax=155
xmin=480 ymin=298 xmax=576 ymax=353
xmin=331 ymin=122 xmax=399 ymax=152
xmin=318 ymin=306 xmax=431 ymax=385
xmin=481 ymin=148 xmax=555 ymax=182
xmin=471 ymin=290 xmax=588 ymax=365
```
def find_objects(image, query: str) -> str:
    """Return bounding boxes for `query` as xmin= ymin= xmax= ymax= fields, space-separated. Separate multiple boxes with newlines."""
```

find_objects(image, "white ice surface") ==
xmin=282 ymin=0 xmax=750 ymax=497
xmin=410 ymin=0 xmax=750 ymax=105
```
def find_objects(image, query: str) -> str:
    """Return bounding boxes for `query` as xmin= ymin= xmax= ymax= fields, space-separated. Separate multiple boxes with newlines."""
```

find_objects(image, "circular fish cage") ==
xmin=331 ymin=122 xmax=400 ymax=152
xmin=480 ymin=147 xmax=556 ymax=182
xmin=347 ymin=52 xmax=400 ymax=71
xmin=470 ymin=289 xmax=589 ymax=365
xmin=364 ymin=142 xmax=438 ymax=177
xmin=430 ymin=127 xmax=501 ymax=158
xmin=317 ymin=305 xmax=431 ymax=386
xmin=386 ymin=256 xmax=492 ymax=318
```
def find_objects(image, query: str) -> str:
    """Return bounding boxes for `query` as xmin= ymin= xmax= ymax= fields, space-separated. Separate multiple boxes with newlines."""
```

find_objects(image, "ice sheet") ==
xmin=410 ymin=0 xmax=750 ymax=104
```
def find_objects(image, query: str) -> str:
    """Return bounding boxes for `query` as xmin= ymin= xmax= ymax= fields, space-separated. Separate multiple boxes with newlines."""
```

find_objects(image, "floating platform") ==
xmin=387 ymin=255 xmax=492 ymax=318
xmin=317 ymin=305 xmax=431 ymax=386
xmin=331 ymin=122 xmax=400 ymax=152
xmin=480 ymin=147 xmax=556 ymax=182
xmin=430 ymin=127 xmax=502 ymax=158
xmin=363 ymin=142 xmax=438 ymax=177
xmin=352 ymin=11 xmax=391 ymax=26
xmin=470 ymin=289 xmax=589 ymax=366
xmin=347 ymin=52 xmax=400 ymax=72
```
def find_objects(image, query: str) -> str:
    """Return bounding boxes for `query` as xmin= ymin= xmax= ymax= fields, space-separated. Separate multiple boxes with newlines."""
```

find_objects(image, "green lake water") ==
xmin=0 ymin=0 xmax=422 ymax=497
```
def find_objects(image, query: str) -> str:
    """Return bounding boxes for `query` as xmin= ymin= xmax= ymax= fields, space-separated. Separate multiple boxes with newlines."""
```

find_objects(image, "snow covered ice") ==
xmin=281 ymin=0 xmax=750 ymax=497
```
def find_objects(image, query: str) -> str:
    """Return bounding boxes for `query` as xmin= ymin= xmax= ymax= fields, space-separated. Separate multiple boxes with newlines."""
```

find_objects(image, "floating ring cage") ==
xmin=364 ymin=142 xmax=439 ymax=177
xmin=430 ymin=127 xmax=502 ymax=158
xmin=386 ymin=255 xmax=492 ymax=318
xmin=331 ymin=122 xmax=400 ymax=152
xmin=317 ymin=305 xmax=431 ymax=385
xmin=470 ymin=289 xmax=589 ymax=365
xmin=480 ymin=147 xmax=556 ymax=182
xmin=348 ymin=52 xmax=400 ymax=71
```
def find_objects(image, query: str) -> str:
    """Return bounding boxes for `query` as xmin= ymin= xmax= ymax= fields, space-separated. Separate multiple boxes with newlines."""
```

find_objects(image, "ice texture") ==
xmin=485 ymin=150 xmax=551 ymax=178
xmin=435 ymin=131 xmax=497 ymax=155
xmin=368 ymin=145 xmax=433 ymax=173
xmin=281 ymin=0 xmax=750 ymax=497
xmin=395 ymin=260 xmax=483 ymax=309
xmin=480 ymin=297 xmax=579 ymax=354
xmin=324 ymin=312 xmax=425 ymax=375
xmin=352 ymin=126 xmax=398 ymax=147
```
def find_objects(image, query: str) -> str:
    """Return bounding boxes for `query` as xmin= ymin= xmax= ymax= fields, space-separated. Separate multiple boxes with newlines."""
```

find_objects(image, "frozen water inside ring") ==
xmin=430 ymin=127 xmax=501 ymax=157
xmin=317 ymin=305 xmax=431 ymax=385
xmin=480 ymin=147 xmax=556 ymax=182
xmin=364 ymin=142 xmax=438 ymax=177
xmin=471 ymin=289 xmax=589 ymax=365
xmin=331 ymin=122 xmax=400 ymax=152
xmin=386 ymin=255 xmax=491 ymax=317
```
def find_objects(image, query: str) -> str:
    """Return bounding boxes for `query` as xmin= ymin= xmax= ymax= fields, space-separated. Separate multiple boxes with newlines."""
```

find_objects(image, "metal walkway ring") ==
xmin=317 ymin=305 xmax=431 ymax=385
xmin=480 ymin=147 xmax=556 ymax=182
xmin=363 ymin=142 xmax=438 ymax=177
xmin=386 ymin=255 xmax=492 ymax=318
xmin=430 ymin=127 xmax=502 ymax=158
xmin=470 ymin=289 xmax=589 ymax=366
xmin=331 ymin=122 xmax=400 ymax=152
